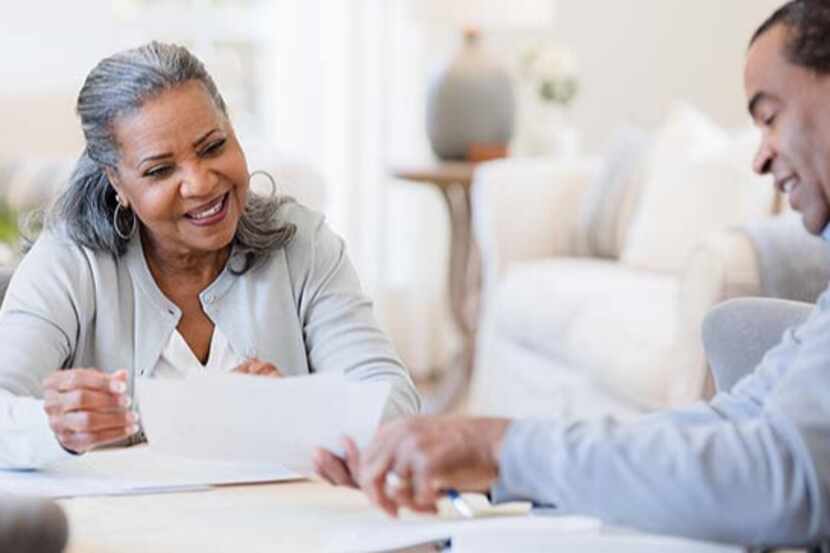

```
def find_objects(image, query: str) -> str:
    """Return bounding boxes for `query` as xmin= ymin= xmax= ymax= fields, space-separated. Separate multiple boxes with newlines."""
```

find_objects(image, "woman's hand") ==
xmin=232 ymin=358 xmax=283 ymax=378
xmin=313 ymin=437 xmax=361 ymax=488
xmin=358 ymin=416 xmax=511 ymax=517
xmin=42 ymin=369 xmax=139 ymax=454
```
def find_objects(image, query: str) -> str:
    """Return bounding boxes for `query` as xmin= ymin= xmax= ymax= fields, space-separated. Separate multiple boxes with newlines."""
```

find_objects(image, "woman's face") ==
xmin=107 ymin=80 xmax=249 ymax=257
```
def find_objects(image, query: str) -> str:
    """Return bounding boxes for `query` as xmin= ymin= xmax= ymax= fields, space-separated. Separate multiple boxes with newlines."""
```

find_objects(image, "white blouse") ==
xmin=154 ymin=328 xmax=246 ymax=378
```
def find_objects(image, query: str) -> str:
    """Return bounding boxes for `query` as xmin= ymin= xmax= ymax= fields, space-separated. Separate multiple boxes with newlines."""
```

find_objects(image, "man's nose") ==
xmin=752 ymin=140 xmax=774 ymax=175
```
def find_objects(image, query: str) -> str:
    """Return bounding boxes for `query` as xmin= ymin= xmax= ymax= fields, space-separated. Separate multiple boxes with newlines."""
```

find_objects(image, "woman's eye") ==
xmin=764 ymin=113 xmax=777 ymax=127
xmin=201 ymin=139 xmax=226 ymax=156
xmin=145 ymin=166 xmax=173 ymax=179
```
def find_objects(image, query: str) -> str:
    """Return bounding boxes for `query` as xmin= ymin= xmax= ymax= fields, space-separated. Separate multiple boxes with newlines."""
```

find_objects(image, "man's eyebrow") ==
xmin=193 ymin=128 xmax=220 ymax=148
xmin=748 ymin=91 xmax=766 ymax=118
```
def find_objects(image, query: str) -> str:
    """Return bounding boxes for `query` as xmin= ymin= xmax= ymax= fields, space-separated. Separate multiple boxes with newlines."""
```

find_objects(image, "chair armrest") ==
xmin=471 ymin=156 xmax=600 ymax=289
xmin=667 ymin=229 xmax=763 ymax=403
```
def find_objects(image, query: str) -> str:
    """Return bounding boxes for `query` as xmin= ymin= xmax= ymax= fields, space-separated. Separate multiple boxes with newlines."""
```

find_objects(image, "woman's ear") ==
xmin=104 ymin=167 xmax=128 ymax=208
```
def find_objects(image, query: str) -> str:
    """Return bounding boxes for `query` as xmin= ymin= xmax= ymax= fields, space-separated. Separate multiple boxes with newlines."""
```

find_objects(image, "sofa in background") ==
xmin=467 ymin=104 xmax=830 ymax=421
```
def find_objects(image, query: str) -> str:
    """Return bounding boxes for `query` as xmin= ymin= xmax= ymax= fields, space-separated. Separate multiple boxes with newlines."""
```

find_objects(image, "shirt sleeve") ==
xmin=0 ymin=231 xmax=92 ymax=469
xmin=491 ymin=297 xmax=830 ymax=548
xmin=0 ymin=392 xmax=74 ymax=468
xmin=295 ymin=213 xmax=421 ymax=420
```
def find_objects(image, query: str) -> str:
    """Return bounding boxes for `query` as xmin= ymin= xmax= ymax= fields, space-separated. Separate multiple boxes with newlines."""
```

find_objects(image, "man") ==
xmin=355 ymin=1 xmax=830 ymax=547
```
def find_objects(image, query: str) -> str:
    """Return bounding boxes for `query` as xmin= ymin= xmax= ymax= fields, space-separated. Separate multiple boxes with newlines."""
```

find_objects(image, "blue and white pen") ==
xmin=446 ymin=489 xmax=476 ymax=518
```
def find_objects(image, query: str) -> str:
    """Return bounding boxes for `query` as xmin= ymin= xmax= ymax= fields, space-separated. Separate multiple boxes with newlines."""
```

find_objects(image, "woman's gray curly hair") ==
xmin=47 ymin=41 xmax=295 ymax=273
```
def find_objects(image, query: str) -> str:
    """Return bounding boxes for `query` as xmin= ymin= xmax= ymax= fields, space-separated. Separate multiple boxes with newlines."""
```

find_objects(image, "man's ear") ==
xmin=104 ymin=167 xmax=127 ymax=207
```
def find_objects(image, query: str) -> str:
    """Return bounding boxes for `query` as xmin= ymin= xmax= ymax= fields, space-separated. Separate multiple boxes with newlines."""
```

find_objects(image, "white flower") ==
xmin=519 ymin=42 xmax=579 ymax=106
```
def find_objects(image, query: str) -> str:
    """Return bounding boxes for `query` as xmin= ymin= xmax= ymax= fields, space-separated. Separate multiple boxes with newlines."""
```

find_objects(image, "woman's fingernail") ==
xmin=127 ymin=412 xmax=139 ymax=424
xmin=129 ymin=425 xmax=140 ymax=434
xmin=119 ymin=395 xmax=132 ymax=407
xmin=111 ymin=381 xmax=127 ymax=394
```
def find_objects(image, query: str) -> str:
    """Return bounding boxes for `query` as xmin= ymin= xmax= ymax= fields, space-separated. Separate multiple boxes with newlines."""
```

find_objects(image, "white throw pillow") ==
xmin=620 ymin=105 xmax=770 ymax=274
xmin=574 ymin=127 xmax=651 ymax=259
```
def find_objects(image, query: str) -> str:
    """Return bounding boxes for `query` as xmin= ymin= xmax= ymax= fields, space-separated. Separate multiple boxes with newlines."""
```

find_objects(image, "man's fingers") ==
xmin=343 ymin=437 xmax=361 ymax=481
xmin=61 ymin=410 xmax=138 ymax=433
xmin=363 ymin=452 xmax=402 ymax=517
xmin=387 ymin=461 xmax=419 ymax=513
xmin=314 ymin=449 xmax=356 ymax=487
xmin=313 ymin=451 xmax=336 ymax=485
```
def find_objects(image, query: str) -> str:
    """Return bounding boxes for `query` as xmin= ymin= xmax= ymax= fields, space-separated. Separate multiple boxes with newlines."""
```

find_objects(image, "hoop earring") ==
xmin=248 ymin=170 xmax=277 ymax=199
xmin=113 ymin=202 xmax=137 ymax=240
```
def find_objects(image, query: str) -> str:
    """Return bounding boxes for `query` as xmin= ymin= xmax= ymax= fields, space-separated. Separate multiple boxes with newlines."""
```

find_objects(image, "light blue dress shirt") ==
xmin=493 ymin=265 xmax=830 ymax=546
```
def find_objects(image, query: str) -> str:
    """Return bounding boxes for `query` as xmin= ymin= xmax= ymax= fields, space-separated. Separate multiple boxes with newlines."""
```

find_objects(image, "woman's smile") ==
xmin=184 ymin=191 xmax=230 ymax=227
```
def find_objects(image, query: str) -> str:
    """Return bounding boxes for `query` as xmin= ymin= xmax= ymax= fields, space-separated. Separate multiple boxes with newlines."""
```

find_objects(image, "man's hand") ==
xmin=42 ymin=369 xmax=139 ymax=454
xmin=232 ymin=358 xmax=283 ymax=378
xmin=313 ymin=437 xmax=361 ymax=488
xmin=358 ymin=416 xmax=511 ymax=517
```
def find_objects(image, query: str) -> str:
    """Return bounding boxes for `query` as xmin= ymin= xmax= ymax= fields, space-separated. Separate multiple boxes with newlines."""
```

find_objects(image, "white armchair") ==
xmin=467 ymin=154 xmax=767 ymax=421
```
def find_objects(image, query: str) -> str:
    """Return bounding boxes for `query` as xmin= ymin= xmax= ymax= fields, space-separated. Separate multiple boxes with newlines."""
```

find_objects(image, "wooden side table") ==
xmin=392 ymin=162 xmax=481 ymax=413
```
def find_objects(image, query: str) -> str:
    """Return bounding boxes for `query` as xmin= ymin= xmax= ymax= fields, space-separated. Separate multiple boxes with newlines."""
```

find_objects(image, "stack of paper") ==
xmin=0 ymin=446 xmax=299 ymax=498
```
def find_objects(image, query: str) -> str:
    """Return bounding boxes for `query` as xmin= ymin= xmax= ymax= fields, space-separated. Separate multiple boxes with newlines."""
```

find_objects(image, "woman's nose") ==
xmin=181 ymin=164 xmax=218 ymax=197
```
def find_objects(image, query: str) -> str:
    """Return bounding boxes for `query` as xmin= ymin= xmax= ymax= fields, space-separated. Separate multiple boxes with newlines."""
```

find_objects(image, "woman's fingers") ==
xmin=45 ymin=388 xmax=129 ymax=415
xmin=43 ymin=368 xmax=127 ymax=394
xmin=41 ymin=369 xmax=135 ymax=453
xmin=58 ymin=425 xmax=140 ymax=454
xmin=60 ymin=410 xmax=138 ymax=434
xmin=233 ymin=359 xmax=282 ymax=378
xmin=251 ymin=361 xmax=281 ymax=377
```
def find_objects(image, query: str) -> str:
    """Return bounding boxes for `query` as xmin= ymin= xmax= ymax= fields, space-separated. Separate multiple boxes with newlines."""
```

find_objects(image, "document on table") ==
xmin=0 ymin=445 xmax=300 ymax=499
xmin=325 ymin=514 xmax=743 ymax=553
xmin=136 ymin=371 xmax=391 ymax=474
xmin=324 ymin=514 xmax=602 ymax=553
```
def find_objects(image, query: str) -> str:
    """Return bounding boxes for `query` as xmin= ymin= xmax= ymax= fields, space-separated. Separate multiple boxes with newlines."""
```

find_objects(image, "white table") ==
xmin=49 ymin=449 xmax=756 ymax=553
xmin=60 ymin=480 xmax=384 ymax=553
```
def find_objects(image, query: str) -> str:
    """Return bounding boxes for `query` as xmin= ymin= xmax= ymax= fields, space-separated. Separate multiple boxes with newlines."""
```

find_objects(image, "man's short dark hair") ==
xmin=752 ymin=0 xmax=830 ymax=74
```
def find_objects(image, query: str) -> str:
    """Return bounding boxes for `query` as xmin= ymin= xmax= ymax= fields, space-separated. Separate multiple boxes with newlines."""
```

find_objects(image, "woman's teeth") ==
xmin=189 ymin=195 xmax=224 ymax=219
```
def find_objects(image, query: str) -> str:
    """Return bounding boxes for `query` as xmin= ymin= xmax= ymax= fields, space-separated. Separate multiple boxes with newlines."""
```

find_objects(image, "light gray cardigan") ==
xmin=0 ymin=202 xmax=420 ymax=468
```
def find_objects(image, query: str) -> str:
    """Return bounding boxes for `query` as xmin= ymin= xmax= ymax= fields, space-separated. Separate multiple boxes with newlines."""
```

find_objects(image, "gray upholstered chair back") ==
xmin=703 ymin=299 xmax=830 ymax=553
xmin=702 ymin=297 xmax=814 ymax=393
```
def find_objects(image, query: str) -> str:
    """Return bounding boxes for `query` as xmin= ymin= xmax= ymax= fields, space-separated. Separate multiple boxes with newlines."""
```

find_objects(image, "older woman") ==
xmin=0 ymin=42 xmax=419 ymax=482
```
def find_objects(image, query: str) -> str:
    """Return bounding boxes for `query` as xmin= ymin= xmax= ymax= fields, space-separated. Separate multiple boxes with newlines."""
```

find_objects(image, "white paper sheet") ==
xmin=324 ymin=515 xmax=602 ymax=553
xmin=451 ymin=529 xmax=745 ymax=553
xmin=0 ymin=445 xmax=300 ymax=498
xmin=325 ymin=515 xmax=744 ymax=553
xmin=135 ymin=372 xmax=390 ymax=474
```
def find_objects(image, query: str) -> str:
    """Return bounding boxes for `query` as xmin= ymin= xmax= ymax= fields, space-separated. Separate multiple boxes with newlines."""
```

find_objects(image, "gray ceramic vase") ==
xmin=426 ymin=32 xmax=516 ymax=160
